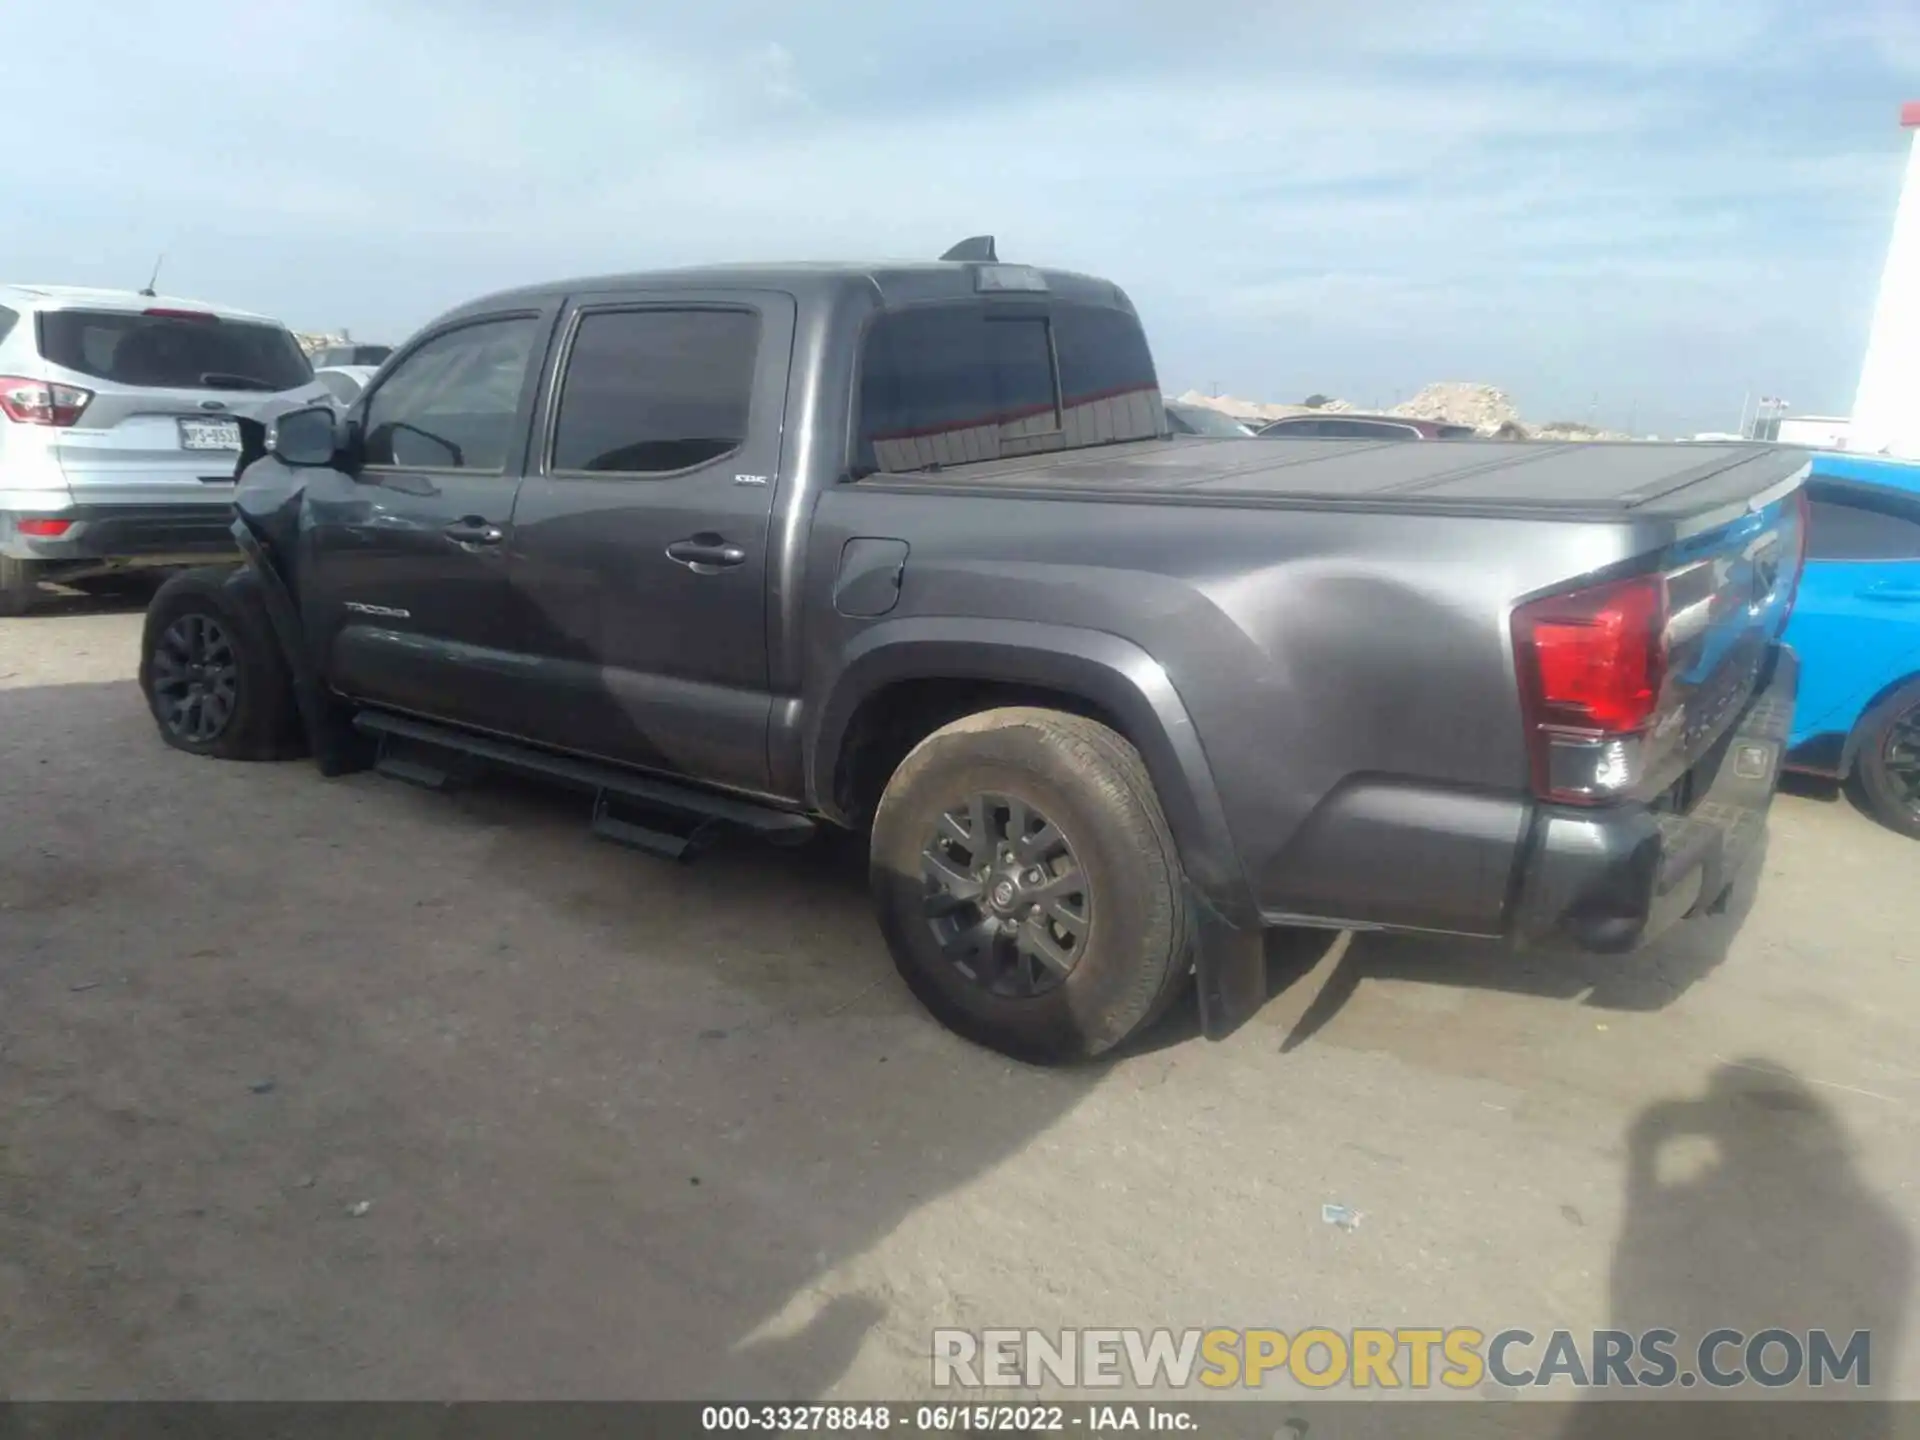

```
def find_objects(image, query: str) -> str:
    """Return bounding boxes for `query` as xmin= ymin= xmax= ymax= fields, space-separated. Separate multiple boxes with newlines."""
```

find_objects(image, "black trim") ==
xmin=351 ymin=709 xmax=817 ymax=840
xmin=1785 ymin=731 xmax=1846 ymax=777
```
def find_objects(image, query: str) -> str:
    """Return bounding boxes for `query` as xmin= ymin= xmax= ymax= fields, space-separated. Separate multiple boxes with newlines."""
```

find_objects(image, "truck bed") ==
xmin=864 ymin=437 xmax=1809 ymax=527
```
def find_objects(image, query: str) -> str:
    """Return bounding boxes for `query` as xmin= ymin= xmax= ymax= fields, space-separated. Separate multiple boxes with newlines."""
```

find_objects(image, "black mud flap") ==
xmin=1188 ymin=885 xmax=1266 ymax=1040
xmin=227 ymin=517 xmax=370 ymax=777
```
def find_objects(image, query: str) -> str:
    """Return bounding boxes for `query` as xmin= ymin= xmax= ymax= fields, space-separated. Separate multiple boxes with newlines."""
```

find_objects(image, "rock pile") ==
xmin=1392 ymin=382 xmax=1519 ymax=433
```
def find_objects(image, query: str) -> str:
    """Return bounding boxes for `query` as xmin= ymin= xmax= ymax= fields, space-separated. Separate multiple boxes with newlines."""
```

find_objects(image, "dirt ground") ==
xmin=2 ymin=596 xmax=1917 ymax=1403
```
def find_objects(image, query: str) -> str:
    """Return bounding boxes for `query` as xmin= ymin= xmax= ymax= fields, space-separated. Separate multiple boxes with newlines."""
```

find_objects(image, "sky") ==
xmin=6 ymin=0 xmax=1918 ymax=436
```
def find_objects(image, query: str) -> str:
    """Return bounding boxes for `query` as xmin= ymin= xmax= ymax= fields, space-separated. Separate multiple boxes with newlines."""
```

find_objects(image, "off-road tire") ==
xmin=0 ymin=555 xmax=44 ymax=617
xmin=139 ymin=566 xmax=304 ymax=761
xmin=870 ymin=706 xmax=1189 ymax=1063
xmin=1851 ymin=677 xmax=1920 ymax=841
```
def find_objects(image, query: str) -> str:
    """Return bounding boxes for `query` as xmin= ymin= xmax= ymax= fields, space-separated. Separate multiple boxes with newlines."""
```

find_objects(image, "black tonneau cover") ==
xmin=869 ymin=437 xmax=1810 ymax=524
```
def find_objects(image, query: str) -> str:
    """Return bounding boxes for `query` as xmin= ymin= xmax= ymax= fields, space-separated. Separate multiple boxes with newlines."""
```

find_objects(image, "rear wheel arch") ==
xmin=807 ymin=620 xmax=1255 ymax=926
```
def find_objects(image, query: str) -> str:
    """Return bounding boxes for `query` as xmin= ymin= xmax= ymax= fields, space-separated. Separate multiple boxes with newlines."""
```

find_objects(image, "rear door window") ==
xmin=549 ymin=308 xmax=760 ymax=475
xmin=361 ymin=315 xmax=539 ymax=472
xmin=37 ymin=309 xmax=312 ymax=392
xmin=1806 ymin=486 xmax=1920 ymax=561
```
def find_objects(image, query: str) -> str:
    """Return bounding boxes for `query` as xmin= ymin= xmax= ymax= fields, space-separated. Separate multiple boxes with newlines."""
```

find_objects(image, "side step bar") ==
xmin=351 ymin=710 xmax=817 ymax=857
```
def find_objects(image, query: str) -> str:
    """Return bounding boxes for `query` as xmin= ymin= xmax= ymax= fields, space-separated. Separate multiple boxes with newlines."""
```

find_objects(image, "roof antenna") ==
xmin=138 ymin=253 xmax=165 ymax=298
xmin=940 ymin=235 xmax=997 ymax=263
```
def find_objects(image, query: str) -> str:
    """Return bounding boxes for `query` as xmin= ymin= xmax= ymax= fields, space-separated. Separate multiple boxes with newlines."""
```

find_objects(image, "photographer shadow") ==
xmin=1559 ymin=1060 xmax=1912 ymax=1438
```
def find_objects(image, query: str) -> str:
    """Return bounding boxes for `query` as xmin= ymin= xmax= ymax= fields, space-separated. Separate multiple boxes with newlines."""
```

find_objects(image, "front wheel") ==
xmin=869 ymin=707 xmax=1189 ymax=1063
xmin=139 ymin=566 xmax=303 ymax=761
xmin=1853 ymin=678 xmax=1920 ymax=840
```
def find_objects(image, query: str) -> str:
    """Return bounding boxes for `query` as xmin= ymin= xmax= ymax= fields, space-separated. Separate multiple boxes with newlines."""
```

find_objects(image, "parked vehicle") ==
xmin=1783 ymin=453 xmax=1920 ymax=838
xmin=310 ymin=343 xmax=393 ymax=368
xmin=0 ymin=285 xmax=330 ymax=614
xmin=1165 ymin=401 xmax=1256 ymax=437
xmin=1258 ymin=412 xmax=1478 ymax=440
xmin=135 ymin=240 xmax=1808 ymax=1062
xmin=313 ymin=364 xmax=380 ymax=408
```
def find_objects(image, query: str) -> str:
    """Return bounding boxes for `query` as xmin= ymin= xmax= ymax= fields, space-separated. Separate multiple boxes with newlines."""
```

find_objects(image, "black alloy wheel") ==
xmin=1850 ymin=677 xmax=1920 ymax=841
xmin=921 ymin=792 xmax=1092 ymax=999
xmin=149 ymin=613 xmax=240 ymax=744
xmin=1879 ymin=703 xmax=1920 ymax=818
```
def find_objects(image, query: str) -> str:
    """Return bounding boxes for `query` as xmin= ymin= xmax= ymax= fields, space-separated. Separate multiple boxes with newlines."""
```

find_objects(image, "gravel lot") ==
xmin=2 ymin=597 xmax=1917 ymax=1402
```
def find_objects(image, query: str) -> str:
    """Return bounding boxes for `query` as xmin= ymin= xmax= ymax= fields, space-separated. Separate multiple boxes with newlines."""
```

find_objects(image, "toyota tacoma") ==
xmin=135 ymin=238 xmax=1808 ymax=1062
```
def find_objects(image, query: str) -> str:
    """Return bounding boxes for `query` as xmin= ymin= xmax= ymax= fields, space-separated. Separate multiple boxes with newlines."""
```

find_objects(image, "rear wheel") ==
xmin=139 ymin=566 xmax=303 ymax=761
xmin=1853 ymin=678 xmax=1920 ymax=841
xmin=0 ymin=556 xmax=45 ymax=617
xmin=869 ymin=707 xmax=1188 ymax=1063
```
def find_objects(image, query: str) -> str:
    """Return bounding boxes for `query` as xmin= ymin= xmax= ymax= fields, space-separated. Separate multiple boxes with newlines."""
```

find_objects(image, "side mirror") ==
xmin=268 ymin=405 xmax=340 ymax=467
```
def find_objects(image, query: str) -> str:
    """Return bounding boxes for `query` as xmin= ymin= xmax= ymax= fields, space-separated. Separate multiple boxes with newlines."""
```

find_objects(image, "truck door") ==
xmin=300 ymin=308 xmax=553 ymax=732
xmin=500 ymin=291 xmax=795 ymax=795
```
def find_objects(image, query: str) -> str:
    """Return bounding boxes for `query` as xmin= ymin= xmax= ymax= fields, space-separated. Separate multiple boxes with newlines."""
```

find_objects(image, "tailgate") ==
xmin=34 ymin=305 xmax=323 ymax=505
xmin=1645 ymin=484 xmax=1807 ymax=799
xmin=52 ymin=394 xmax=267 ymax=504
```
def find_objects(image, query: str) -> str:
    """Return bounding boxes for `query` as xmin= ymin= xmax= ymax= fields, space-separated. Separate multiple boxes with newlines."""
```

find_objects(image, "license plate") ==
xmin=178 ymin=418 xmax=241 ymax=451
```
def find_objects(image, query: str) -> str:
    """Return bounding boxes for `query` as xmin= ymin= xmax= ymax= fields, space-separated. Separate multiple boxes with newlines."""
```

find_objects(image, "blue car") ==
xmin=1784 ymin=452 xmax=1920 ymax=838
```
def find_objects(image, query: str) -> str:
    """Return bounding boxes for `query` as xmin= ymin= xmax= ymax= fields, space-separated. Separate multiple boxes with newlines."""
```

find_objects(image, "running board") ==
xmin=374 ymin=746 xmax=456 ymax=790
xmin=590 ymin=792 xmax=721 ymax=863
xmin=349 ymin=710 xmax=818 ymax=848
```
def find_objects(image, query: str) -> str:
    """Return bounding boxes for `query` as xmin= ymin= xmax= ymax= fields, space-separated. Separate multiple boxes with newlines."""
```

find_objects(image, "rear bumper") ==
xmin=1258 ymin=644 xmax=1797 ymax=953
xmin=0 ymin=504 xmax=239 ymax=563
xmin=1510 ymin=644 xmax=1796 ymax=951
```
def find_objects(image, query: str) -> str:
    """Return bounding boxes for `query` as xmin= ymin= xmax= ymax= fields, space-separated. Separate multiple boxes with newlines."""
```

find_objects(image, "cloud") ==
xmin=3 ymin=0 xmax=1912 ymax=432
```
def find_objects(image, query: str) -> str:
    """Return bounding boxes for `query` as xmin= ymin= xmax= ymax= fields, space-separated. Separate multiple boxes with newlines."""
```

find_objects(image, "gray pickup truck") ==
xmin=135 ymin=238 xmax=1809 ymax=1062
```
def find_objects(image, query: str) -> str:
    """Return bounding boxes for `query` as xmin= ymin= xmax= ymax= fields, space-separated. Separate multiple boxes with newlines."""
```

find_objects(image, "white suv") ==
xmin=0 ymin=285 xmax=331 ymax=614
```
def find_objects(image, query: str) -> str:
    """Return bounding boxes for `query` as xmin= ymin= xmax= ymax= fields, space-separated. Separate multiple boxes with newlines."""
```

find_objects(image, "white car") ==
xmin=313 ymin=364 xmax=381 ymax=409
xmin=0 ymin=284 xmax=331 ymax=614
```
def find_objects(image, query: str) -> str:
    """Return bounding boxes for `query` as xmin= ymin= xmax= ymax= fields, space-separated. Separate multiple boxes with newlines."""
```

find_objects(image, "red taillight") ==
xmin=143 ymin=307 xmax=218 ymax=323
xmin=0 ymin=375 xmax=93 ymax=426
xmin=1513 ymin=573 xmax=1670 ymax=804
xmin=16 ymin=518 xmax=72 ymax=537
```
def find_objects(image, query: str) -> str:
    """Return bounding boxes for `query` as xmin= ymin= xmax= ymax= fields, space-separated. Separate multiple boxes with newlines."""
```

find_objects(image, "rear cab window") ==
xmin=0 ymin=305 xmax=18 ymax=346
xmin=856 ymin=298 xmax=1160 ymax=474
xmin=38 ymin=308 xmax=312 ymax=393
